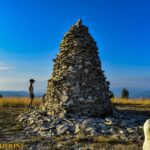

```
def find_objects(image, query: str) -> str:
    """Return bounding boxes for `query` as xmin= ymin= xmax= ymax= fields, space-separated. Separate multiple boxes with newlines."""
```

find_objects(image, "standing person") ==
xmin=28 ymin=79 xmax=35 ymax=108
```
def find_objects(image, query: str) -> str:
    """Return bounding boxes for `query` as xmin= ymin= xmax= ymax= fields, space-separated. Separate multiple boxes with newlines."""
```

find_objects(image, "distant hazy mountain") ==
xmin=0 ymin=89 xmax=150 ymax=98
xmin=112 ymin=88 xmax=150 ymax=98
xmin=0 ymin=91 xmax=29 ymax=97
xmin=0 ymin=91 xmax=43 ymax=97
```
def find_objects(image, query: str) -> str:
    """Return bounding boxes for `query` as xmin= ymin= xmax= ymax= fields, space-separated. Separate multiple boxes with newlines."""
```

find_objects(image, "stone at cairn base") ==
xmin=18 ymin=109 xmax=147 ymax=142
xmin=40 ymin=19 xmax=112 ymax=118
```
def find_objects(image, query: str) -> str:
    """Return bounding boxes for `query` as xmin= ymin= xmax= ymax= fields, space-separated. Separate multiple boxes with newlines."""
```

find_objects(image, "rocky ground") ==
xmin=0 ymin=103 xmax=149 ymax=150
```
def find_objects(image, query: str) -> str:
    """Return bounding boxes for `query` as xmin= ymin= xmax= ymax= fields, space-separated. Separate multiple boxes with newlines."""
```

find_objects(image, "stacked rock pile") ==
xmin=18 ymin=20 xmax=148 ymax=143
xmin=40 ymin=19 xmax=112 ymax=117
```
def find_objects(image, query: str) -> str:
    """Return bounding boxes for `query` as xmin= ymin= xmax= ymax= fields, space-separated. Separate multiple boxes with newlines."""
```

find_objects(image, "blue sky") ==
xmin=0 ymin=0 xmax=150 ymax=93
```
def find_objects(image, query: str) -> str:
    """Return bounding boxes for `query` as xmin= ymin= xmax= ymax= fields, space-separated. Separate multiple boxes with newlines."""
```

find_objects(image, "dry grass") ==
xmin=0 ymin=97 xmax=41 ymax=108
xmin=0 ymin=97 xmax=150 ymax=108
xmin=112 ymin=98 xmax=150 ymax=105
xmin=0 ymin=98 xmax=149 ymax=149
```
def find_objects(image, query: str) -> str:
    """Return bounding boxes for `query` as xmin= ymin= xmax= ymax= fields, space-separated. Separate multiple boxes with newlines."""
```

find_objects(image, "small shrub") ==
xmin=121 ymin=88 xmax=129 ymax=99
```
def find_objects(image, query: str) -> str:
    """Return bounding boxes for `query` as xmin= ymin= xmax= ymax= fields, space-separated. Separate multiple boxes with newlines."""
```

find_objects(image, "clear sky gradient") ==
xmin=0 ymin=0 xmax=150 ymax=93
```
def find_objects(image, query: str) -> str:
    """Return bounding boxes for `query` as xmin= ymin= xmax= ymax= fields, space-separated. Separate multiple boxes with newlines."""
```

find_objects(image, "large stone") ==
xmin=72 ymin=82 xmax=80 ymax=94
xmin=56 ymin=124 xmax=69 ymax=135
xmin=60 ymin=95 xmax=69 ymax=102
xmin=74 ymin=123 xmax=81 ymax=133
xmin=40 ymin=126 xmax=50 ymax=131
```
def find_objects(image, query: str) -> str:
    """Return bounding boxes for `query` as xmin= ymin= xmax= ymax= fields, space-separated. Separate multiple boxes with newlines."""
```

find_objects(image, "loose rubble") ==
xmin=18 ymin=109 xmax=147 ymax=142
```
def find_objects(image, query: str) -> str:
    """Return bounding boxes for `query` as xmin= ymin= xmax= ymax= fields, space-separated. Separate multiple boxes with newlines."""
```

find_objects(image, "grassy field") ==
xmin=112 ymin=98 xmax=150 ymax=105
xmin=0 ymin=97 xmax=150 ymax=149
xmin=0 ymin=97 xmax=150 ymax=108
xmin=0 ymin=97 xmax=41 ymax=108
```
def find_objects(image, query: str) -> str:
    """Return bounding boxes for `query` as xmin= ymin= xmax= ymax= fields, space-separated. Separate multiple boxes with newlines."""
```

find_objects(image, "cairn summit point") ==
xmin=76 ymin=19 xmax=82 ymax=26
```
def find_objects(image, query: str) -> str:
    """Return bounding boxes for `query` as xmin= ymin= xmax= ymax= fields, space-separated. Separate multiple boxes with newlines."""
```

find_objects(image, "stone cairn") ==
xmin=18 ymin=20 xmax=148 ymax=141
xmin=40 ymin=19 xmax=112 ymax=118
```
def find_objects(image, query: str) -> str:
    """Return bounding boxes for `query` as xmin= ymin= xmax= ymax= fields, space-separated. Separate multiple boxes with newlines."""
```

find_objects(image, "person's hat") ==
xmin=30 ymin=79 xmax=35 ymax=82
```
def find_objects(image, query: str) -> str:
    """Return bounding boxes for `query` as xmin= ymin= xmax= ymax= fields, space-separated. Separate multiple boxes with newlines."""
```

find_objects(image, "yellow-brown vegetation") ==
xmin=112 ymin=98 xmax=150 ymax=105
xmin=0 ymin=97 xmax=150 ymax=108
xmin=0 ymin=97 xmax=41 ymax=108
